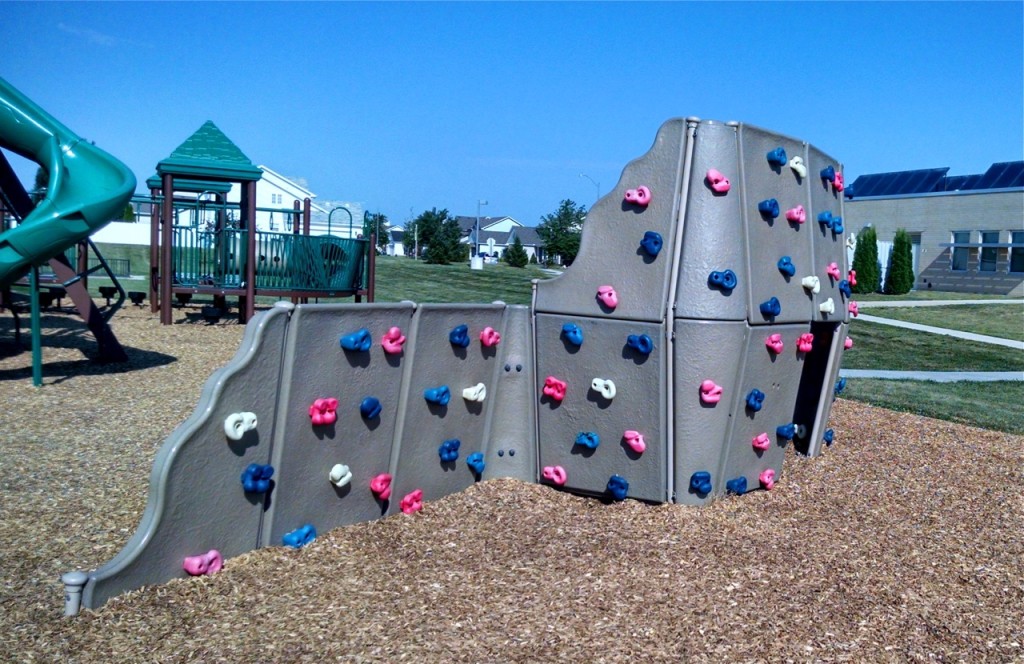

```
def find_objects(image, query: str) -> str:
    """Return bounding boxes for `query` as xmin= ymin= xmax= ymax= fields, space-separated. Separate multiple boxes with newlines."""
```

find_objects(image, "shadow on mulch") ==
xmin=0 ymin=310 xmax=177 ymax=384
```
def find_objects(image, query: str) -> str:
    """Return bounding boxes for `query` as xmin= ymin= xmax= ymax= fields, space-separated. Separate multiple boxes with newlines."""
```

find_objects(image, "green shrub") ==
xmin=505 ymin=236 xmax=529 ymax=268
xmin=884 ymin=228 xmax=915 ymax=295
xmin=851 ymin=226 xmax=880 ymax=294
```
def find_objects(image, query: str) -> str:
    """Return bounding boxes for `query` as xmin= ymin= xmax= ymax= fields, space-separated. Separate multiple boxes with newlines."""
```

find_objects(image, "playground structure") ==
xmin=63 ymin=117 xmax=853 ymax=614
xmin=0 ymin=77 xmax=135 ymax=377
xmin=144 ymin=121 xmax=374 ymax=325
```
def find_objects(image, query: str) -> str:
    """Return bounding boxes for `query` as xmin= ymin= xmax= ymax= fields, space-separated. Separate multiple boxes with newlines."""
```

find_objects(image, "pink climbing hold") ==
xmin=759 ymin=468 xmax=776 ymax=490
xmin=183 ymin=549 xmax=223 ymax=576
xmin=596 ymin=285 xmax=618 ymax=310
xmin=370 ymin=473 xmax=393 ymax=501
xmin=705 ymin=168 xmax=731 ymax=193
xmin=848 ymin=301 xmax=859 ymax=317
xmin=752 ymin=432 xmax=771 ymax=451
xmin=623 ymin=430 xmax=646 ymax=454
xmin=543 ymin=376 xmax=568 ymax=402
xmin=542 ymin=465 xmax=567 ymax=486
xmin=308 ymin=397 xmax=338 ymax=426
xmin=479 ymin=326 xmax=501 ymax=347
xmin=784 ymin=205 xmax=806 ymax=223
xmin=826 ymin=262 xmax=841 ymax=281
xmin=847 ymin=269 xmax=857 ymax=286
xmin=844 ymin=337 xmax=853 ymax=350
xmin=400 ymin=489 xmax=424 ymax=514
xmin=833 ymin=172 xmax=845 ymax=191
xmin=765 ymin=333 xmax=784 ymax=355
xmin=624 ymin=185 xmax=652 ymax=206
xmin=381 ymin=326 xmax=406 ymax=354
xmin=699 ymin=379 xmax=723 ymax=405
xmin=797 ymin=333 xmax=814 ymax=353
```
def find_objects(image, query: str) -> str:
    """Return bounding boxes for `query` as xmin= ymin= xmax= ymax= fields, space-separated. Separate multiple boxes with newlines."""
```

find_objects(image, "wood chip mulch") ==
xmin=1 ymin=303 xmax=1021 ymax=662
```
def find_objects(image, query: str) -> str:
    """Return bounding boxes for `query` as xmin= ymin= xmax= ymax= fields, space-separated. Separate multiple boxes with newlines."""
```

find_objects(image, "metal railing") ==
xmin=170 ymin=225 xmax=367 ymax=292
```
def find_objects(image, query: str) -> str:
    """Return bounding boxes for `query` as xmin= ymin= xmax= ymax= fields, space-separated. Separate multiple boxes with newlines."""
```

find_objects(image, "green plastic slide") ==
xmin=0 ymin=77 xmax=136 ymax=287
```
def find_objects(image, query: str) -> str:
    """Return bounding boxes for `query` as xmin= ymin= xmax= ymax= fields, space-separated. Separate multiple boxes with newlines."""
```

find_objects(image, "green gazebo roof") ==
xmin=156 ymin=121 xmax=263 ymax=182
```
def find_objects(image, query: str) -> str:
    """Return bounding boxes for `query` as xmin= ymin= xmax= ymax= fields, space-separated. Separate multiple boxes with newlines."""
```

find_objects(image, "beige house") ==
xmin=844 ymin=162 xmax=1023 ymax=296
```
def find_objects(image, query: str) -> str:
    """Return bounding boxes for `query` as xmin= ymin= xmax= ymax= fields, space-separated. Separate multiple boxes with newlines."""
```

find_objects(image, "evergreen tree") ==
xmin=537 ymin=199 xmax=586 ymax=266
xmin=529 ymin=253 xmax=538 ymax=264
xmin=851 ymin=226 xmax=880 ymax=294
xmin=121 ymin=202 xmax=135 ymax=221
xmin=411 ymin=207 xmax=450 ymax=259
xmin=884 ymin=228 xmax=915 ymax=295
xmin=425 ymin=215 xmax=466 ymax=264
xmin=362 ymin=212 xmax=390 ymax=253
xmin=505 ymin=235 xmax=529 ymax=268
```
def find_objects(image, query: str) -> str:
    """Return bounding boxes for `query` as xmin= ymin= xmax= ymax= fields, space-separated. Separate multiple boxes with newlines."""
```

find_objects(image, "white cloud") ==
xmin=57 ymin=23 xmax=118 ymax=47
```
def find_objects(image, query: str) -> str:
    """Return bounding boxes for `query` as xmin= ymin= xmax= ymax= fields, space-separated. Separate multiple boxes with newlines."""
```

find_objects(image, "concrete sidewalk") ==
xmin=855 ymin=313 xmax=1024 ymax=350
xmin=839 ymin=369 xmax=1024 ymax=382
xmin=857 ymin=299 xmax=1023 ymax=308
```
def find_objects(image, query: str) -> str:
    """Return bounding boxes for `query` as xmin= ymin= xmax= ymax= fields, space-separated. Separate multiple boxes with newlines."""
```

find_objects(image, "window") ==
xmin=951 ymin=231 xmax=970 ymax=271
xmin=1011 ymin=231 xmax=1024 ymax=273
xmin=270 ymin=193 xmax=282 ymax=205
xmin=979 ymin=231 xmax=999 ymax=272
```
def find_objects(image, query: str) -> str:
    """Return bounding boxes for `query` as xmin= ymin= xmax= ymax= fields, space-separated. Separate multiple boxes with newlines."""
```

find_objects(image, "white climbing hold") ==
xmin=462 ymin=383 xmax=487 ymax=402
xmin=819 ymin=298 xmax=836 ymax=314
xmin=329 ymin=464 xmax=353 ymax=488
xmin=801 ymin=276 xmax=821 ymax=294
xmin=224 ymin=412 xmax=257 ymax=441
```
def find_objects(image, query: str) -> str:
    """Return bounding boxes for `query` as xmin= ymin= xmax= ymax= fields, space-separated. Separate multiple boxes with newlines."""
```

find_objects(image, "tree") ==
xmin=121 ymin=202 xmax=135 ymax=221
xmin=415 ymin=208 xmax=465 ymax=264
xmin=410 ymin=207 xmax=451 ymax=258
xmin=32 ymin=166 xmax=48 ymax=203
xmin=505 ymin=235 xmax=528 ymax=268
xmin=884 ymin=228 xmax=915 ymax=295
xmin=851 ymin=225 xmax=880 ymax=294
xmin=537 ymin=199 xmax=586 ymax=266
xmin=362 ymin=212 xmax=390 ymax=253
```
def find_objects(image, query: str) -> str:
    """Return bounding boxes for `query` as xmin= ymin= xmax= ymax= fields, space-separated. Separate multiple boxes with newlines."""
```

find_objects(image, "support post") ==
xmin=149 ymin=188 xmax=160 ymax=313
xmin=29 ymin=265 xmax=42 ymax=386
xmin=160 ymin=174 xmax=174 ymax=324
xmin=241 ymin=180 xmax=256 ymax=322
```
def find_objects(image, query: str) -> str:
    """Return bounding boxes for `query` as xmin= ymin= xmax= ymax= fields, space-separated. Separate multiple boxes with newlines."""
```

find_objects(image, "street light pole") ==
xmin=579 ymin=173 xmax=600 ymax=203
xmin=475 ymin=199 xmax=488 ymax=258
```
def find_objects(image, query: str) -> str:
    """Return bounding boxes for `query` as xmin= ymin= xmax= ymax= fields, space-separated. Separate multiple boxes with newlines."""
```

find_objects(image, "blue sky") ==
xmin=3 ymin=1 xmax=1022 ymax=228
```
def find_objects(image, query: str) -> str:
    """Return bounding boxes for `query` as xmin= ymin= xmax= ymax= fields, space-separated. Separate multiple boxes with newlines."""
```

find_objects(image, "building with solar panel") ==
xmin=844 ymin=161 xmax=1024 ymax=296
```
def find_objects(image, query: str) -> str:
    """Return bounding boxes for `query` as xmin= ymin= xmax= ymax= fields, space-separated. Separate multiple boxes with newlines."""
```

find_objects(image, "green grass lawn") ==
xmin=372 ymin=256 xmax=549 ymax=305
xmin=840 ymin=380 xmax=1024 ymax=435
xmin=854 ymin=290 xmax=1018 ymax=302
xmin=843 ymin=318 xmax=1024 ymax=371
xmin=862 ymin=304 xmax=1024 ymax=342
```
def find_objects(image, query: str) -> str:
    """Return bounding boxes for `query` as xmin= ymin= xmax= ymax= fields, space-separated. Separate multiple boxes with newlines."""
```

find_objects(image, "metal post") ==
xmin=29 ymin=265 xmax=42 ymax=387
xmin=149 ymin=188 xmax=160 ymax=313
xmin=160 ymin=174 xmax=174 ymax=324
xmin=579 ymin=173 xmax=600 ymax=203
xmin=243 ymin=180 xmax=257 ymax=322
xmin=303 ymin=197 xmax=311 ymax=236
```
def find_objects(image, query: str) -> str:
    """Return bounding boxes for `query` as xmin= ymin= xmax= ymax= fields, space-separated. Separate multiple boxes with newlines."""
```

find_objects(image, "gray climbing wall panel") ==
xmin=264 ymin=303 xmax=415 ymax=546
xmin=82 ymin=305 xmax=292 ymax=610
xmin=534 ymin=118 xmax=687 ymax=323
xmin=535 ymin=314 xmax=667 ymax=503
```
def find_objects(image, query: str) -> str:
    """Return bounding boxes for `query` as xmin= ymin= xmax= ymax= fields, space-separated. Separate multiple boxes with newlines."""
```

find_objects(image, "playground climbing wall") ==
xmin=69 ymin=117 xmax=852 ymax=612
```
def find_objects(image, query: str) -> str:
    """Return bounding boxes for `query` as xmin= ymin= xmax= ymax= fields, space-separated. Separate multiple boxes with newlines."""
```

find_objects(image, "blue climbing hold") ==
xmin=759 ymin=297 xmax=782 ymax=317
xmin=766 ymin=147 xmax=787 ymax=166
xmin=834 ymin=377 xmax=847 ymax=396
xmin=438 ymin=438 xmax=461 ymax=462
xmin=726 ymin=477 xmax=748 ymax=494
xmin=817 ymin=210 xmax=834 ymax=228
xmin=776 ymin=423 xmax=797 ymax=439
xmin=360 ymin=396 xmax=382 ymax=419
xmin=607 ymin=475 xmax=629 ymax=501
xmin=777 ymin=256 xmax=796 ymax=277
xmin=708 ymin=269 xmax=738 ymax=291
xmin=449 ymin=324 xmax=470 ymax=348
xmin=283 ymin=524 xmax=317 ymax=549
xmin=838 ymin=279 xmax=852 ymax=297
xmin=640 ymin=230 xmax=663 ymax=257
xmin=823 ymin=429 xmax=835 ymax=446
xmin=626 ymin=333 xmax=654 ymax=355
xmin=746 ymin=388 xmax=766 ymax=412
xmin=831 ymin=216 xmax=844 ymax=234
xmin=424 ymin=385 xmax=451 ymax=406
xmin=758 ymin=198 xmax=780 ymax=219
xmin=340 ymin=328 xmax=372 ymax=352
xmin=575 ymin=431 xmax=600 ymax=450
xmin=689 ymin=471 xmax=712 ymax=495
xmin=240 ymin=463 xmax=274 ymax=493
xmin=467 ymin=452 xmax=485 ymax=475
xmin=820 ymin=165 xmax=836 ymax=181
xmin=561 ymin=322 xmax=584 ymax=346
